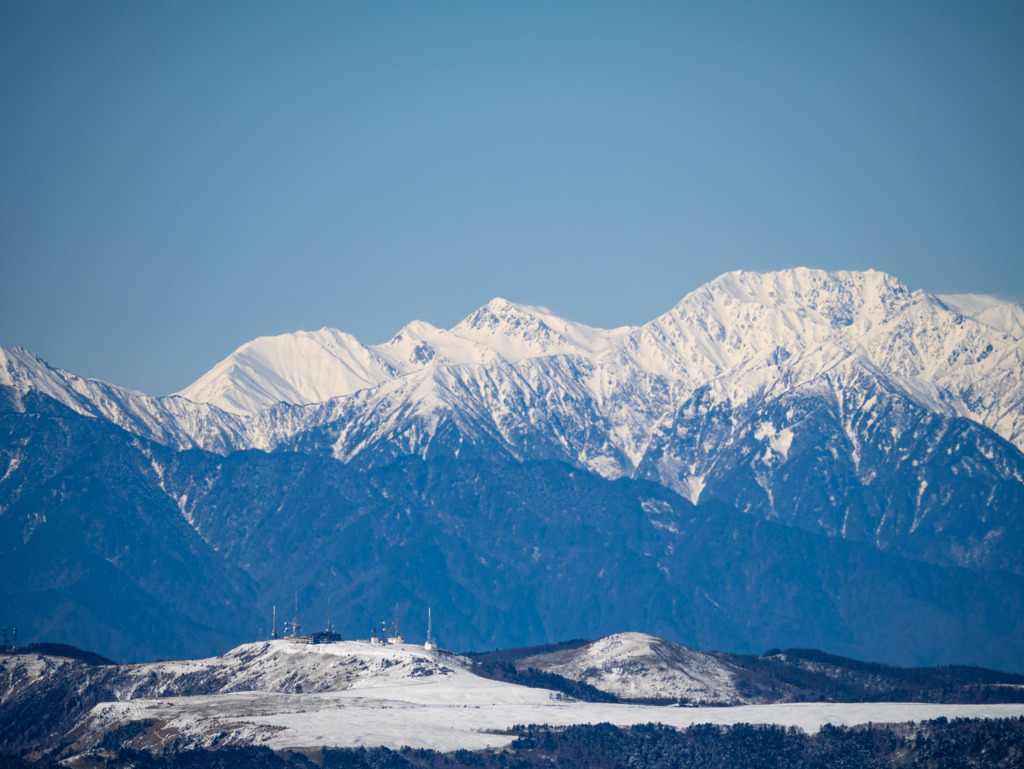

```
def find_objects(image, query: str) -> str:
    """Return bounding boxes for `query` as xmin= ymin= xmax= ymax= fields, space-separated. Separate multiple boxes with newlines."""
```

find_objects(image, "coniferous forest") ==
xmin=3 ymin=717 xmax=1021 ymax=769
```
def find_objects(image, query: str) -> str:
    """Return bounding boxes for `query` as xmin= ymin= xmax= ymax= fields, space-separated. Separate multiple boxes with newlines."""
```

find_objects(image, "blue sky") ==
xmin=2 ymin=1 xmax=1022 ymax=395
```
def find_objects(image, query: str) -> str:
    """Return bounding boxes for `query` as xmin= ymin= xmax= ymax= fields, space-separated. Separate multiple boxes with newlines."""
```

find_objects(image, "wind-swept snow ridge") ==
xmin=938 ymin=293 xmax=1024 ymax=340
xmin=451 ymin=297 xmax=634 ymax=362
xmin=0 ymin=346 xmax=253 ymax=452
xmin=177 ymin=328 xmax=400 ymax=415
xmin=173 ymin=299 xmax=635 ymax=416
xmin=164 ymin=271 xmax=1024 ymax=454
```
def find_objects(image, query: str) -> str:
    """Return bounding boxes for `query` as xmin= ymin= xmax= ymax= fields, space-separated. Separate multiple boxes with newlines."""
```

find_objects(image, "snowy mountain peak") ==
xmin=9 ymin=268 xmax=1021 ymax=470
xmin=618 ymin=268 xmax=928 ymax=384
xmin=1 ymin=345 xmax=57 ymax=391
xmin=453 ymin=297 xmax=631 ymax=362
xmin=375 ymin=320 xmax=502 ymax=371
xmin=677 ymin=268 xmax=913 ymax=329
xmin=452 ymin=298 xmax=576 ymax=360
xmin=171 ymin=269 xmax=960 ymax=418
xmin=937 ymin=293 xmax=1024 ymax=340
xmin=175 ymin=328 xmax=397 ymax=415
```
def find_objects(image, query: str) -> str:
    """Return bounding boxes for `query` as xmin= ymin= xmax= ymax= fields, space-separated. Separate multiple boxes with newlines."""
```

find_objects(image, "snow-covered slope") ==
xmin=450 ymin=297 xmax=634 ymax=362
xmin=609 ymin=268 xmax=1024 ymax=443
xmin=939 ymin=292 xmax=1024 ymax=339
xmin=0 ymin=346 xmax=252 ymax=453
xmin=174 ymin=299 xmax=634 ymax=414
xmin=516 ymin=632 xmax=742 ymax=704
xmin=177 ymin=329 xmax=401 ymax=415
xmin=130 ymin=639 xmax=466 ymax=696
xmin=11 ymin=643 xmax=1023 ymax=758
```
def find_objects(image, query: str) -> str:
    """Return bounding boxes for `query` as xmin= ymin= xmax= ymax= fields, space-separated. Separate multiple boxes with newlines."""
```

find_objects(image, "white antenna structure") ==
xmin=424 ymin=606 xmax=437 ymax=651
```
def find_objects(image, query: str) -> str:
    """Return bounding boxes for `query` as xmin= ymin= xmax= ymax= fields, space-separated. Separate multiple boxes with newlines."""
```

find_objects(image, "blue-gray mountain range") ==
xmin=1 ymin=268 xmax=1022 ymax=668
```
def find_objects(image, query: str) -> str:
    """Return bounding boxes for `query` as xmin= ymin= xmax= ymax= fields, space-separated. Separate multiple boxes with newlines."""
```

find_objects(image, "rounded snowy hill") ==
xmin=176 ymin=329 xmax=400 ymax=416
xmin=515 ymin=632 xmax=743 ymax=704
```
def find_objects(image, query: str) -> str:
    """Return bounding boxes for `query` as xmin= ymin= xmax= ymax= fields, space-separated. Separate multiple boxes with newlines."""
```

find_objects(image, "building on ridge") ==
xmin=306 ymin=596 xmax=343 ymax=644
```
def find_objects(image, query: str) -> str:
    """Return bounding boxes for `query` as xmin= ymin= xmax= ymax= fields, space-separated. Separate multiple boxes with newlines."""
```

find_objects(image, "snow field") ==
xmin=90 ymin=676 xmax=1024 ymax=754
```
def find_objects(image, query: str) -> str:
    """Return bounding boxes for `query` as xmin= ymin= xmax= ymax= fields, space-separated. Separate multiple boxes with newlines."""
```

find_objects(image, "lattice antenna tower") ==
xmin=424 ymin=607 xmax=437 ymax=651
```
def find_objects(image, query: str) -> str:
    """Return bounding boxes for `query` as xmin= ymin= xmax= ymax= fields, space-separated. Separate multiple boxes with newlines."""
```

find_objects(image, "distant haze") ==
xmin=1 ymin=1 xmax=1022 ymax=395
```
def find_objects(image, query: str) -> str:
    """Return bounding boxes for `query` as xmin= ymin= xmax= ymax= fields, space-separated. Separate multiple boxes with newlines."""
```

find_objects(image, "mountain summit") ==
xmin=166 ymin=268 xmax=1024 ymax=454
xmin=175 ymin=297 xmax=634 ymax=414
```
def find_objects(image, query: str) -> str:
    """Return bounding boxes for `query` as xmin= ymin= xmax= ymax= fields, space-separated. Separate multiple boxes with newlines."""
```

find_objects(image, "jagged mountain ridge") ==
xmin=179 ymin=267 xmax=1024 ymax=456
xmin=175 ymin=299 xmax=635 ymax=415
xmin=3 ymin=268 xmax=1023 ymax=575
xmin=5 ymin=269 xmax=1021 ymax=460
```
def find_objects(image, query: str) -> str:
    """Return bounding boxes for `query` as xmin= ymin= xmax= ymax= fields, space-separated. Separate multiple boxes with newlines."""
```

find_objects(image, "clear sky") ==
xmin=2 ymin=1 xmax=1022 ymax=395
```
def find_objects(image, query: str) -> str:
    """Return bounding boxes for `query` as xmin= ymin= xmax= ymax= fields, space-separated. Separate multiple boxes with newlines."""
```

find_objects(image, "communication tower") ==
xmin=292 ymin=591 xmax=301 ymax=637
xmin=424 ymin=607 xmax=437 ymax=651
xmin=386 ymin=605 xmax=404 ymax=644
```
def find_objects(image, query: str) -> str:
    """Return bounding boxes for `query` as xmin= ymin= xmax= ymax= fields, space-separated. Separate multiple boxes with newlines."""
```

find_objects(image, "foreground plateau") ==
xmin=3 ymin=635 xmax=1024 ymax=763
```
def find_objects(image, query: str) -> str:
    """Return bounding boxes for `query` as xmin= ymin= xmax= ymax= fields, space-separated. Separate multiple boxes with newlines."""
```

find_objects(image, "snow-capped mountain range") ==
xmin=5 ymin=268 xmax=1023 ymax=460
xmin=3 ymin=268 xmax=1023 ymax=573
xmin=178 ymin=268 xmax=1024 ymax=463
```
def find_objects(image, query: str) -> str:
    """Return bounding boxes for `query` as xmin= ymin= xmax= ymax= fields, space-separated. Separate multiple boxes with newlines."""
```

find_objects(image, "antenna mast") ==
xmin=386 ymin=604 xmax=404 ymax=644
xmin=424 ymin=607 xmax=437 ymax=651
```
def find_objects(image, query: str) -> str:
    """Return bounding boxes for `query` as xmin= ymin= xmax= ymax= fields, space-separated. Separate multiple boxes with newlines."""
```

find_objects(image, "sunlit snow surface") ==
xmin=516 ymin=632 xmax=742 ymax=704
xmin=6 ymin=269 xmax=1024 ymax=470
xmin=78 ymin=641 xmax=1024 ymax=754
xmin=89 ymin=675 xmax=1024 ymax=754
